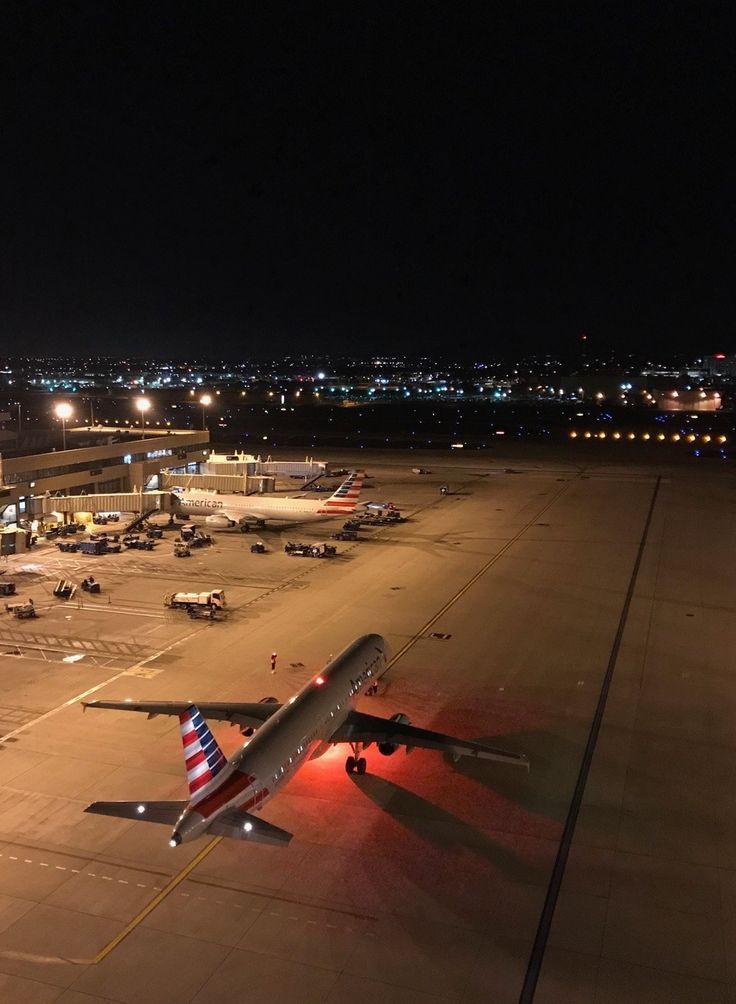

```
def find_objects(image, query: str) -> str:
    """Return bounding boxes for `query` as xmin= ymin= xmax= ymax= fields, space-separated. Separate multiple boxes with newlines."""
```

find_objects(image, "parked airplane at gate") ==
xmin=173 ymin=469 xmax=365 ymax=528
xmin=83 ymin=634 xmax=529 ymax=847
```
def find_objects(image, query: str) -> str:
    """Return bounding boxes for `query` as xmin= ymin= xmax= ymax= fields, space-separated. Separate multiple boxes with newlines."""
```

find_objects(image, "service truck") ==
xmin=163 ymin=589 xmax=227 ymax=612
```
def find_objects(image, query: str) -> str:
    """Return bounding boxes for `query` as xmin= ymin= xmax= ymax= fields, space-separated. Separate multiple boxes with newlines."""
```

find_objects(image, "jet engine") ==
xmin=205 ymin=513 xmax=236 ymax=528
xmin=240 ymin=697 xmax=278 ymax=737
xmin=378 ymin=712 xmax=410 ymax=756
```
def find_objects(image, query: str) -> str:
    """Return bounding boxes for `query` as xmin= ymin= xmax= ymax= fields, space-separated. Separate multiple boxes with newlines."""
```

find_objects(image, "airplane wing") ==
xmin=84 ymin=800 xmax=187 ymax=825
xmin=207 ymin=808 xmax=293 ymax=845
xmin=329 ymin=710 xmax=529 ymax=769
xmin=82 ymin=700 xmax=282 ymax=731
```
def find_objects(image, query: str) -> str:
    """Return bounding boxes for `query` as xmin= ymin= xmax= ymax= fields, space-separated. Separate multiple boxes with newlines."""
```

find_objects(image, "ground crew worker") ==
xmin=270 ymin=651 xmax=277 ymax=673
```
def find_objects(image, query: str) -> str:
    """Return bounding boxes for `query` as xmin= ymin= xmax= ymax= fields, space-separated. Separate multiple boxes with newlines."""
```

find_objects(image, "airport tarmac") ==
xmin=0 ymin=446 xmax=733 ymax=1002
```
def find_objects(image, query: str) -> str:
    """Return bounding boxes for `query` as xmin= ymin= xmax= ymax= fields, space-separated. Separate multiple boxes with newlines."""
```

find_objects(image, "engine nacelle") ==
xmin=378 ymin=712 xmax=410 ymax=756
xmin=205 ymin=513 xmax=236 ymax=529
xmin=240 ymin=696 xmax=278 ymax=736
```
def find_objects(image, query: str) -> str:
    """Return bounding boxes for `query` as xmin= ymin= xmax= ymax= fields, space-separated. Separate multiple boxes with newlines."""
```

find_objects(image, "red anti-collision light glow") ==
xmin=314 ymin=675 xmax=326 ymax=687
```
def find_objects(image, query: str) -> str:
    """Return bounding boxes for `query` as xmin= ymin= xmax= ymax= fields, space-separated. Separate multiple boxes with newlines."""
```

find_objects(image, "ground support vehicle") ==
xmin=189 ymin=532 xmax=214 ymax=548
xmin=250 ymin=542 xmax=266 ymax=554
xmin=57 ymin=541 xmax=78 ymax=553
xmin=186 ymin=605 xmax=219 ymax=620
xmin=284 ymin=542 xmax=337 ymax=558
xmin=0 ymin=582 xmax=16 ymax=596
xmin=125 ymin=538 xmax=155 ymax=551
xmin=93 ymin=512 xmax=120 ymax=525
xmin=164 ymin=589 xmax=227 ymax=613
xmin=174 ymin=541 xmax=191 ymax=557
xmin=332 ymin=530 xmax=359 ymax=541
xmin=7 ymin=600 xmax=36 ymax=618
xmin=78 ymin=540 xmax=106 ymax=556
xmin=53 ymin=579 xmax=76 ymax=600
xmin=81 ymin=577 xmax=101 ymax=594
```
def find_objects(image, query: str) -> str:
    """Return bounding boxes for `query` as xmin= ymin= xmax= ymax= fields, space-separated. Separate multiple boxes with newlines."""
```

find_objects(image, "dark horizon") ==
xmin=2 ymin=3 xmax=734 ymax=358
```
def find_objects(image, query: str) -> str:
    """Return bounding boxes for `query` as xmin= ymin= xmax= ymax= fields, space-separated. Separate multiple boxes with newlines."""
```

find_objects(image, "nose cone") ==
xmin=169 ymin=831 xmax=182 ymax=848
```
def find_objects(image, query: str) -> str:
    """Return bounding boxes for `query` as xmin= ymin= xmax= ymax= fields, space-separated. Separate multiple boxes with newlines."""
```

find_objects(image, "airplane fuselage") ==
xmin=171 ymin=634 xmax=388 ymax=844
xmin=176 ymin=491 xmax=348 ymax=525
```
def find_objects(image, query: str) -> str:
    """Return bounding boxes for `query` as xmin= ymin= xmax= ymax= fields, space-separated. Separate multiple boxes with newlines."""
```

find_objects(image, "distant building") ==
xmin=703 ymin=353 xmax=736 ymax=378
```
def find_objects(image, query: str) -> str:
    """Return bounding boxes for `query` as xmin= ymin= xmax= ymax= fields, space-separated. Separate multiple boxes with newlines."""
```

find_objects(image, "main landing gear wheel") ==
xmin=356 ymin=757 xmax=367 ymax=775
xmin=345 ymin=756 xmax=356 ymax=774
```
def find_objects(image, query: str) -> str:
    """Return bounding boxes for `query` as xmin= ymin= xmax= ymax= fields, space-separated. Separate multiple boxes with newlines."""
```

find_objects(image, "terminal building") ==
xmin=0 ymin=429 xmax=329 ymax=549
xmin=0 ymin=426 xmax=211 ymax=530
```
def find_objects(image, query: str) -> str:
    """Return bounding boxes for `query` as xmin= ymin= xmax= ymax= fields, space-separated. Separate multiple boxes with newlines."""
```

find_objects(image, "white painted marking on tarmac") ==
xmin=0 ymin=624 xmax=207 ymax=743
xmin=24 ymin=859 xmax=33 ymax=864
xmin=55 ymin=866 xmax=66 ymax=870
xmin=39 ymin=862 xmax=48 ymax=867
xmin=117 ymin=879 xmax=128 ymax=884
xmin=85 ymin=606 xmax=164 ymax=619
xmin=9 ymin=856 xmax=17 ymax=860
xmin=136 ymin=883 xmax=146 ymax=888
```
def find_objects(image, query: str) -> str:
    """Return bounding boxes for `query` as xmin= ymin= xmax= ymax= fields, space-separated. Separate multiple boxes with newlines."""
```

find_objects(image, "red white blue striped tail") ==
xmin=179 ymin=705 xmax=227 ymax=802
xmin=317 ymin=470 xmax=365 ymax=515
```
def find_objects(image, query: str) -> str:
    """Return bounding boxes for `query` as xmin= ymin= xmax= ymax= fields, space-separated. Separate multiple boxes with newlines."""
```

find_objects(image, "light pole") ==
xmin=135 ymin=397 xmax=151 ymax=439
xmin=199 ymin=393 xmax=212 ymax=430
xmin=54 ymin=402 xmax=73 ymax=451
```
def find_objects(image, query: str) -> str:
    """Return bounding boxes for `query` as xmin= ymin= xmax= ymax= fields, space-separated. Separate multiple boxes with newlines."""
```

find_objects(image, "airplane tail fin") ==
xmin=179 ymin=705 xmax=228 ymax=803
xmin=319 ymin=470 xmax=366 ymax=515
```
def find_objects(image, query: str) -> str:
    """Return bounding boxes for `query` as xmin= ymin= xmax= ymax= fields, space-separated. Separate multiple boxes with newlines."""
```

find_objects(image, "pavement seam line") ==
xmin=381 ymin=481 xmax=571 ymax=676
xmin=91 ymin=836 xmax=222 ymax=964
xmin=518 ymin=475 xmax=662 ymax=1003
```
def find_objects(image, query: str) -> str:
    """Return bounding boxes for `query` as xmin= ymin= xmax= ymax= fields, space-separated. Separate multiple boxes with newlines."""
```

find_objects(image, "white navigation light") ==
xmin=243 ymin=821 xmax=253 ymax=832
xmin=136 ymin=804 xmax=146 ymax=814
xmin=169 ymin=839 xmax=178 ymax=848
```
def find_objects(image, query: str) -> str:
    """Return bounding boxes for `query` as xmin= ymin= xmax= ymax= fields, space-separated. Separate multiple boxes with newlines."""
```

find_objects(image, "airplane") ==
xmin=172 ymin=469 xmax=366 ymax=529
xmin=83 ymin=634 xmax=529 ymax=848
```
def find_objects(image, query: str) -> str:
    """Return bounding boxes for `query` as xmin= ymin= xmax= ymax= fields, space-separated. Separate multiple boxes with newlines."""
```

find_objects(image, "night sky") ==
xmin=2 ymin=3 xmax=734 ymax=358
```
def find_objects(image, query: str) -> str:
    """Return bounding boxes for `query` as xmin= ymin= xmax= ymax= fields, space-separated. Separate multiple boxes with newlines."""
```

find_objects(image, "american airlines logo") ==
xmin=181 ymin=499 xmax=224 ymax=509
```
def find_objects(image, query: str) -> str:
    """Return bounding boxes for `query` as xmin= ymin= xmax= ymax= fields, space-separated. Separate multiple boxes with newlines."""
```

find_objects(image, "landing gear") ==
xmin=345 ymin=747 xmax=368 ymax=775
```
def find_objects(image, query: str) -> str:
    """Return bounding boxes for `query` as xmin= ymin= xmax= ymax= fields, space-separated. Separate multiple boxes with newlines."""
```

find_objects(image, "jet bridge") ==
xmin=31 ymin=490 xmax=179 ymax=519
xmin=160 ymin=472 xmax=275 ymax=495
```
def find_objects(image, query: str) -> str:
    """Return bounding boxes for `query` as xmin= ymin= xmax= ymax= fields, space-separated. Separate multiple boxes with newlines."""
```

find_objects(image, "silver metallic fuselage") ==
xmin=171 ymin=634 xmax=389 ymax=844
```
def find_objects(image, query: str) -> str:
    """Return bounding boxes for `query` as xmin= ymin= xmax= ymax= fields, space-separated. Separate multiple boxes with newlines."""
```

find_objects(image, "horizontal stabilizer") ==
xmin=84 ymin=800 xmax=187 ymax=825
xmin=207 ymin=808 xmax=293 ymax=845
